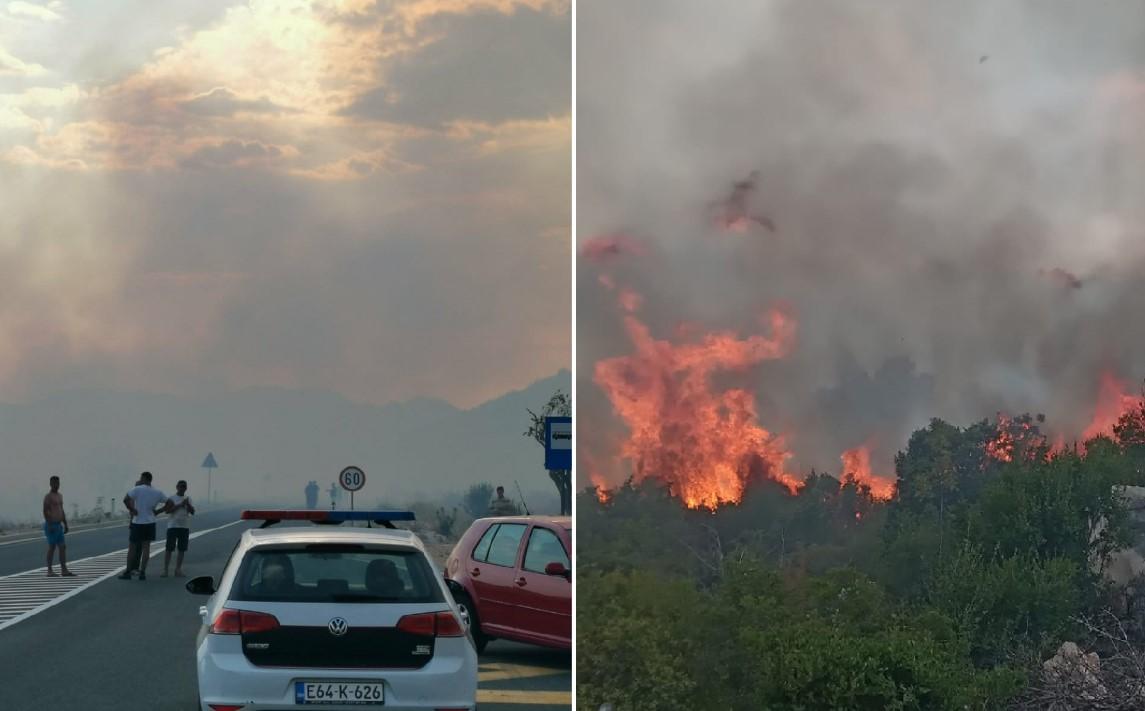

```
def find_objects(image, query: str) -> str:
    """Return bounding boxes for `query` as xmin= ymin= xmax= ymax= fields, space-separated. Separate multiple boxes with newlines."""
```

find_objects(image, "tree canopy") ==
xmin=579 ymin=409 xmax=1145 ymax=708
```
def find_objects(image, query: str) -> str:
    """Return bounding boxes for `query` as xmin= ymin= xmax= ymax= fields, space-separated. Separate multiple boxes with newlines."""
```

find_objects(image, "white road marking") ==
xmin=0 ymin=510 xmax=228 ymax=547
xmin=0 ymin=520 xmax=136 ymax=547
xmin=0 ymin=520 xmax=244 ymax=633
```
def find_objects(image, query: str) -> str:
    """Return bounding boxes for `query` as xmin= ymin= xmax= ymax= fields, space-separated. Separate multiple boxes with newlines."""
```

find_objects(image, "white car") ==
xmin=187 ymin=510 xmax=477 ymax=711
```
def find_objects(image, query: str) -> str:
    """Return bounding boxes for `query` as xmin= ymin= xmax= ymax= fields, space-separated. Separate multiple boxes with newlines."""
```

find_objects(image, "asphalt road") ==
xmin=0 ymin=508 xmax=243 ymax=576
xmin=0 ymin=511 xmax=570 ymax=710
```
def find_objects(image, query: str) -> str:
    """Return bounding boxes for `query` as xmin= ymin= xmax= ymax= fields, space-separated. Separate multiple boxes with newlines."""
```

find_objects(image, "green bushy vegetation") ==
xmin=578 ymin=407 xmax=1145 ymax=709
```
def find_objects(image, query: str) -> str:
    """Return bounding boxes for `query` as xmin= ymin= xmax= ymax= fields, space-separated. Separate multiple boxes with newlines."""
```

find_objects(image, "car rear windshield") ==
xmin=229 ymin=545 xmax=445 ymax=604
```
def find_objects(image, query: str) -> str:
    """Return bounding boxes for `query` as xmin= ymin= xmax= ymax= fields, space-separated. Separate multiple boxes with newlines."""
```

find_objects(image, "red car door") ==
xmin=469 ymin=522 xmax=528 ymax=633
xmin=512 ymin=524 xmax=572 ymax=645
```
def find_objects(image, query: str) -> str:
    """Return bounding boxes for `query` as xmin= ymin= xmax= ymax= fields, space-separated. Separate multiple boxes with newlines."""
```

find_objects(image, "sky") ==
xmin=577 ymin=1 xmax=1145 ymax=486
xmin=0 ymin=0 xmax=570 ymax=409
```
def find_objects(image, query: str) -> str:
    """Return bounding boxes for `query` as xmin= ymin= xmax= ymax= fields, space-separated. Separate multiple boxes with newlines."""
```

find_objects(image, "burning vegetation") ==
xmin=592 ymin=293 xmax=798 ymax=509
xmin=587 ymin=252 xmax=1145 ymax=511
xmin=840 ymin=444 xmax=895 ymax=500
xmin=579 ymin=396 xmax=1145 ymax=709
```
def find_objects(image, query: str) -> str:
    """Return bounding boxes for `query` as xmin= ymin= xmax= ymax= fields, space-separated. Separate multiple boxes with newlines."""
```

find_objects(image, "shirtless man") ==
xmin=43 ymin=475 xmax=75 ymax=577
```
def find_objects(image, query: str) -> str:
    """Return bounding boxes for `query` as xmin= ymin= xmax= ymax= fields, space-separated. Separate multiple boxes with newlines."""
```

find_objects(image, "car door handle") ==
xmin=471 ymin=568 xmax=480 ymax=577
xmin=515 ymin=577 xmax=527 ymax=587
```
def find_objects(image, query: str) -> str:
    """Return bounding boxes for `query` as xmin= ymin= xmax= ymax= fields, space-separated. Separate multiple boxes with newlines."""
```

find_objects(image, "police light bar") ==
xmin=241 ymin=510 xmax=416 ymax=529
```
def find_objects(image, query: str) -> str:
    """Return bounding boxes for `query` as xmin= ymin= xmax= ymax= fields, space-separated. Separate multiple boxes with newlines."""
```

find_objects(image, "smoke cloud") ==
xmin=578 ymin=0 xmax=1145 ymax=486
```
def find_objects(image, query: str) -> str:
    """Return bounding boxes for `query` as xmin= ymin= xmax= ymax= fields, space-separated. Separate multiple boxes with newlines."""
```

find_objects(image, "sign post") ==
xmin=201 ymin=452 xmax=218 ymax=506
xmin=544 ymin=417 xmax=571 ymax=470
xmin=544 ymin=416 xmax=572 ymax=515
xmin=339 ymin=466 xmax=366 ymax=511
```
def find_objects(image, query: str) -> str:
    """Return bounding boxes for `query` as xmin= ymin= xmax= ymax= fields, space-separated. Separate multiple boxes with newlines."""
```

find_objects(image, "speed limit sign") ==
xmin=339 ymin=466 xmax=366 ymax=492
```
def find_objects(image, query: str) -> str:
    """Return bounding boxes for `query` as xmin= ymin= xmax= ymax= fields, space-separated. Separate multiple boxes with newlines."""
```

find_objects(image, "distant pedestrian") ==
xmin=118 ymin=472 xmax=170 ymax=581
xmin=305 ymin=480 xmax=319 ymax=509
xmin=488 ymin=486 xmax=518 ymax=516
xmin=42 ymin=475 xmax=75 ymax=577
xmin=161 ymin=480 xmax=195 ymax=578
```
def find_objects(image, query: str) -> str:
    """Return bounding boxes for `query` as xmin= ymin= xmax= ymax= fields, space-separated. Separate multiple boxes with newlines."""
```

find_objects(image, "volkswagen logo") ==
xmin=328 ymin=617 xmax=349 ymax=636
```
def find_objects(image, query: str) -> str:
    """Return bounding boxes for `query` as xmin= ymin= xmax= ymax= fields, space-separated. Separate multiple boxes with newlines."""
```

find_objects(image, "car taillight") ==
xmin=396 ymin=611 xmax=464 ymax=637
xmin=209 ymin=609 xmax=279 ymax=635
xmin=396 ymin=612 xmax=436 ymax=636
xmin=240 ymin=610 xmax=280 ymax=633
xmin=435 ymin=611 xmax=464 ymax=637
xmin=210 ymin=609 xmax=242 ymax=634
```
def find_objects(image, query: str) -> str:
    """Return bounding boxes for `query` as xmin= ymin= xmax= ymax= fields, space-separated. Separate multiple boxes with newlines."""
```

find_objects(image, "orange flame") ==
xmin=984 ymin=413 xmax=1056 ymax=463
xmin=839 ymin=445 xmax=895 ymax=500
xmin=587 ymin=468 xmax=612 ymax=504
xmin=985 ymin=413 xmax=1019 ymax=462
xmin=1082 ymin=370 xmax=1144 ymax=442
xmin=594 ymin=297 xmax=799 ymax=510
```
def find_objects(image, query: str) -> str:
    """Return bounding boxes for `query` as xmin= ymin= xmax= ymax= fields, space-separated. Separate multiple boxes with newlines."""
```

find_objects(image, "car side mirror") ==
xmin=186 ymin=576 xmax=215 ymax=595
xmin=544 ymin=562 xmax=570 ymax=579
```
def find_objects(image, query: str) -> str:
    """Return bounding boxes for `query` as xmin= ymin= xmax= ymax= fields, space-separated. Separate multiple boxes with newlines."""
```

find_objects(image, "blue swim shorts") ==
xmin=44 ymin=521 xmax=65 ymax=546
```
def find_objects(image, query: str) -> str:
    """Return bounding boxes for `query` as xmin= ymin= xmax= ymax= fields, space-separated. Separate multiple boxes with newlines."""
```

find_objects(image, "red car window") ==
xmin=471 ymin=523 xmax=499 ymax=562
xmin=522 ymin=527 xmax=569 ymax=573
xmin=485 ymin=523 xmax=527 ymax=567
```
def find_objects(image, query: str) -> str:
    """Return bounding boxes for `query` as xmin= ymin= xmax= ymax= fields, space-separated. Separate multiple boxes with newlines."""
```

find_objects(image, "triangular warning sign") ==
xmin=202 ymin=452 xmax=218 ymax=469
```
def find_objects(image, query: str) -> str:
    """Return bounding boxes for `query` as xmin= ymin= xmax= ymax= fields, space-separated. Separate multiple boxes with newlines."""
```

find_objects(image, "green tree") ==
xmin=461 ymin=482 xmax=494 ymax=518
xmin=577 ymin=570 xmax=701 ymax=710
xmin=433 ymin=507 xmax=458 ymax=538
xmin=928 ymin=542 xmax=1082 ymax=666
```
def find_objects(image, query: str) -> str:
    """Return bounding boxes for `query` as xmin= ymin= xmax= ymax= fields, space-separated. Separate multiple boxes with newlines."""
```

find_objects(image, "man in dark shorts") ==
xmin=118 ymin=471 xmax=169 ymax=581
xmin=43 ymin=475 xmax=76 ymax=577
xmin=161 ymin=480 xmax=194 ymax=578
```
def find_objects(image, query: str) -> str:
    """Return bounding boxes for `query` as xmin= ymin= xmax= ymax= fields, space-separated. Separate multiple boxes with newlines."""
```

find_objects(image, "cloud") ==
xmin=380 ymin=0 xmax=568 ymax=33
xmin=179 ymin=87 xmax=291 ymax=117
xmin=6 ymin=1 xmax=60 ymax=21
xmin=287 ymin=150 xmax=420 ymax=180
xmin=180 ymin=139 xmax=296 ymax=169
xmin=0 ymin=45 xmax=45 ymax=75
xmin=343 ymin=5 xmax=569 ymax=126
xmin=0 ymin=0 xmax=569 ymax=412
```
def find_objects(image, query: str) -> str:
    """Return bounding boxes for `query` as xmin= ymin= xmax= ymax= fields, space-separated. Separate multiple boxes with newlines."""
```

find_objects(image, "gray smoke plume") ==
xmin=578 ymin=0 xmax=1145 ymax=486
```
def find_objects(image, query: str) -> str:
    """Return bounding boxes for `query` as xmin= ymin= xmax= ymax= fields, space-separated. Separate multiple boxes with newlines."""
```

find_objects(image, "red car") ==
xmin=444 ymin=515 xmax=571 ymax=652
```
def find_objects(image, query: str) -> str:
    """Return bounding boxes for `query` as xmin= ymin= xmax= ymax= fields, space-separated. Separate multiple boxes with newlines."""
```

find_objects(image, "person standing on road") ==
xmin=488 ymin=486 xmax=519 ymax=516
xmin=118 ymin=472 xmax=170 ymax=581
xmin=161 ymin=479 xmax=195 ymax=578
xmin=305 ymin=480 xmax=319 ymax=509
xmin=43 ymin=475 xmax=75 ymax=577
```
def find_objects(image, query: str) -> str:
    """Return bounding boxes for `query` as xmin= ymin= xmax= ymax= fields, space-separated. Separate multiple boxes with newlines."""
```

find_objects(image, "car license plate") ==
xmin=295 ymin=681 xmax=385 ymax=705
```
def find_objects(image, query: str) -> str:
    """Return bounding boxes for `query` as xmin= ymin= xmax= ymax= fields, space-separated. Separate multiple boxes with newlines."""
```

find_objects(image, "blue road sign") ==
xmin=544 ymin=416 xmax=572 ymax=470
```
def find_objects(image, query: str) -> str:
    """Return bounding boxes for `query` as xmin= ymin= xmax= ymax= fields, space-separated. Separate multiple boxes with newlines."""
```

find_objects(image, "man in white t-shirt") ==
xmin=118 ymin=471 xmax=170 ymax=581
xmin=161 ymin=479 xmax=195 ymax=578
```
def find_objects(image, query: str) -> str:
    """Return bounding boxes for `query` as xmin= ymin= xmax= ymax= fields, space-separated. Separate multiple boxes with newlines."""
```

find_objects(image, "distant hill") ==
xmin=0 ymin=370 xmax=571 ymax=522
